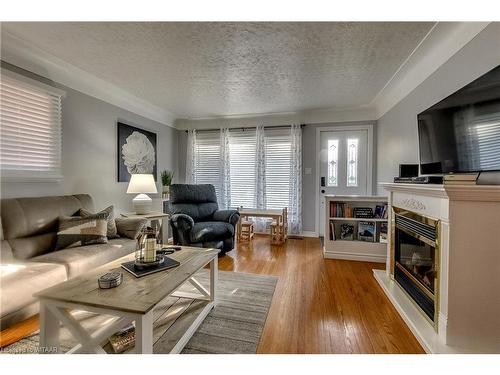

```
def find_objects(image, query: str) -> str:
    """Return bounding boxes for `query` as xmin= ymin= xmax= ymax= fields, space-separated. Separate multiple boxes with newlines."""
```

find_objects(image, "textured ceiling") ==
xmin=2 ymin=22 xmax=434 ymax=119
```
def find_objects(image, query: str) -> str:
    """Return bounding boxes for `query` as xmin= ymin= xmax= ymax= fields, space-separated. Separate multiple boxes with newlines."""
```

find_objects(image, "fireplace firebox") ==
xmin=393 ymin=208 xmax=439 ymax=327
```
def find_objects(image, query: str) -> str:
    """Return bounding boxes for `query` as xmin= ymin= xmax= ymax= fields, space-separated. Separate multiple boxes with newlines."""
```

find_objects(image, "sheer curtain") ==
xmin=186 ymin=125 xmax=303 ymax=234
xmin=185 ymin=129 xmax=197 ymax=184
xmin=219 ymin=127 xmax=231 ymax=209
xmin=288 ymin=124 xmax=302 ymax=234
xmin=253 ymin=125 xmax=268 ymax=232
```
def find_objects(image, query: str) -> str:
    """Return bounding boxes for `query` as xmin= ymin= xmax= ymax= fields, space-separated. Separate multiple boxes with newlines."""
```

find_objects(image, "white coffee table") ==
xmin=36 ymin=246 xmax=219 ymax=354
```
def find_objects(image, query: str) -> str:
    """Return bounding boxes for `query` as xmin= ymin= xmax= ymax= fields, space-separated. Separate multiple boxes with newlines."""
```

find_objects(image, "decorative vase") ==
xmin=162 ymin=185 xmax=170 ymax=200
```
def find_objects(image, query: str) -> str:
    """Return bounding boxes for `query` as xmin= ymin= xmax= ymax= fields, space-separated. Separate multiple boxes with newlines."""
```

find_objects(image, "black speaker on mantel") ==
xmin=399 ymin=164 xmax=419 ymax=178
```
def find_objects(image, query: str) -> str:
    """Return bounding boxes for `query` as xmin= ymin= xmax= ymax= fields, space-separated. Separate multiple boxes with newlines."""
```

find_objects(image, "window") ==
xmin=228 ymin=130 xmax=256 ymax=208
xmin=191 ymin=128 xmax=294 ymax=209
xmin=327 ymin=139 xmax=338 ymax=186
xmin=0 ymin=70 xmax=64 ymax=180
xmin=193 ymin=131 xmax=221 ymax=198
xmin=265 ymin=133 xmax=292 ymax=209
xmin=346 ymin=138 xmax=359 ymax=187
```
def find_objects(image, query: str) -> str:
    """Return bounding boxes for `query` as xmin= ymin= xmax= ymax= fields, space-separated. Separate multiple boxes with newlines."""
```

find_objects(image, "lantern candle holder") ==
xmin=134 ymin=226 xmax=164 ymax=270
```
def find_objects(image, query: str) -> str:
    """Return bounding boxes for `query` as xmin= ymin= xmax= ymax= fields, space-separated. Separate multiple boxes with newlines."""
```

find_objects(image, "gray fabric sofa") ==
xmin=166 ymin=184 xmax=239 ymax=254
xmin=0 ymin=194 xmax=138 ymax=329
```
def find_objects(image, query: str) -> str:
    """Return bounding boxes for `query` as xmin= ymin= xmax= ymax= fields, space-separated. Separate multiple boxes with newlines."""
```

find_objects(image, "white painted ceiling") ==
xmin=2 ymin=22 xmax=434 ymax=119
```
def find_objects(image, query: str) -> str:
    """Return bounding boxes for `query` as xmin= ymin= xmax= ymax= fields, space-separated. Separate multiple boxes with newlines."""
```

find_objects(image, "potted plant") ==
xmin=160 ymin=170 xmax=174 ymax=200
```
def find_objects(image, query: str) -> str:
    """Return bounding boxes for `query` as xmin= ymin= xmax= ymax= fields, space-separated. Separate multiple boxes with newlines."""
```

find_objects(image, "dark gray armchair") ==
xmin=166 ymin=184 xmax=240 ymax=254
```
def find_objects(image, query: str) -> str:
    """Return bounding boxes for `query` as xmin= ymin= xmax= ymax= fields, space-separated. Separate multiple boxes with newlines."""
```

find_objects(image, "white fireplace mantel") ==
xmin=374 ymin=182 xmax=500 ymax=354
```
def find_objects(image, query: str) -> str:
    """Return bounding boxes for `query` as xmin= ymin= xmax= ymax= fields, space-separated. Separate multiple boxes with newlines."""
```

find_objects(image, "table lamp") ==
xmin=127 ymin=174 xmax=157 ymax=214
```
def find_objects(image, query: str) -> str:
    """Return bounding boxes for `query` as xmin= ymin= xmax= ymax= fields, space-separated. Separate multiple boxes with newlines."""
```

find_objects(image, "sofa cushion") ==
xmin=0 ymin=261 xmax=67 ymax=321
xmin=56 ymin=213 xmax=109 ymax=250
xmin=1 ymin=194 xmax=94 ymax=259
xmin=6 ymin=233 xmax=57 ymax=260
xmin=80 ymin=205 xmax=119 ymax=238
xmin=115 ymin=217 xmax=148 ymax=239
xmin=1 ymin=240 xmax=14 ymax=261
xmin=31 ymin=238 xmax=136 ymax=277
xmin=190 ymin=221 xmax=235 ymax=243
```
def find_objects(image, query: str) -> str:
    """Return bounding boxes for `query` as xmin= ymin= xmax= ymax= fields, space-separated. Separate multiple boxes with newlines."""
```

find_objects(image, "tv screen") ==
xmin=417 ymin=65 xmax=500 ymax=175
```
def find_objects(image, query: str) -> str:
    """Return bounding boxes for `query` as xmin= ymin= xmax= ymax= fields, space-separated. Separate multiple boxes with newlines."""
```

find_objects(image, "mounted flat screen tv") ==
xmin=417 ymin=65 xmax=500 ymax=175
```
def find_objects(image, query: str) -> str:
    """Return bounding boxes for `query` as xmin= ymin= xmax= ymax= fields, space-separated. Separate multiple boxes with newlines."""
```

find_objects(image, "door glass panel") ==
xmin=346 ymin=138 xmax=358 ymax=187
xmin=327 ymin=139 xmax=339 ymax=186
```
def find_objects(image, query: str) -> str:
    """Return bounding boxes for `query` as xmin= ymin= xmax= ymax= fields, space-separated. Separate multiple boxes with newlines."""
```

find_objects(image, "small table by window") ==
xmin=237 ymin=208 xmax=286 ymax=243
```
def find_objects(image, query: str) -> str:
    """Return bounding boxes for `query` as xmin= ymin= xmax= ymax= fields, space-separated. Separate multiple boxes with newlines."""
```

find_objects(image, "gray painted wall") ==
xmin=376 ymin=23 xmax=500 ymax=193
xmin=0 ymin=64 xmax=178 ymax=214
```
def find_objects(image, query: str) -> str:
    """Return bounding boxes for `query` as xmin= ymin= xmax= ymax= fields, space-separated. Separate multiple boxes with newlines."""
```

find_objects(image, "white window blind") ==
xmin=0 ymin=70 xmax=64 ymax=181
xmin=228 ymin=130 xmax=256 ymax=208
xmin=265 ymin=131 xmax=292 ymax=209
xmin=193 ymin=131 xmax=222 ymax=198
xmin=191 ymin=128 xmax=293 ymax=211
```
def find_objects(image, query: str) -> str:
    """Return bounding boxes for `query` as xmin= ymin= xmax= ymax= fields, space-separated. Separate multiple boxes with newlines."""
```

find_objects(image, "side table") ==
xmin=121 ymin=211 xmax=170 ymax=244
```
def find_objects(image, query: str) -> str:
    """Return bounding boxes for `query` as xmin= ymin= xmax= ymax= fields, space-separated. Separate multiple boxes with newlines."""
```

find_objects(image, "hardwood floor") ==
xmin=1 ymin=235 xmax=424 ymax=353
xmin=220 ymin=235 xmax=425 ymax=354
xmin=0 ymin=315 xmax=39 ymax=348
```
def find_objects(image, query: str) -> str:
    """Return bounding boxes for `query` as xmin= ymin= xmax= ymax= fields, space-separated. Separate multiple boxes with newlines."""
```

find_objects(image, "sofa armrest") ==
xmin=170 ymin=213 xmax=195 ymax=231
xmin=212 ymin=209 xmax=240 ymax=226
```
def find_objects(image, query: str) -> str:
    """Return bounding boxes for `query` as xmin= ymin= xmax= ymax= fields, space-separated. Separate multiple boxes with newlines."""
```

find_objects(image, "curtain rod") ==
xmin=184 ymin=124 xmax=306 ymax=133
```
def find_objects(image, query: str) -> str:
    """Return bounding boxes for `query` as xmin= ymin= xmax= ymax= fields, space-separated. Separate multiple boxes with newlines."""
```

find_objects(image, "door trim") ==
xmin=315 ymin=124 xmax=374 ymax=236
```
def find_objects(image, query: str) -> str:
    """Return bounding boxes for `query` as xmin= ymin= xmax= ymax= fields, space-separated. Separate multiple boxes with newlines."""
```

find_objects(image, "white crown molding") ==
xmin=175 ymin=106 xmax=377 ymax=130
xmin=0 ymin=31 xmax=177 ymax=128
xmin=371 ymin=22 xmax=491 ymax=119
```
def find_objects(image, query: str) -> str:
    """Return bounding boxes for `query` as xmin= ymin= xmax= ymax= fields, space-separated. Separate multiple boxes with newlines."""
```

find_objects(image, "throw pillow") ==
xmin=115 ymin=217 xmax=148 ymax=239
xmin=56 ymin=212 xmax=109 ymax=249
xmin=79 ymin=205 xmax=118 ymax=238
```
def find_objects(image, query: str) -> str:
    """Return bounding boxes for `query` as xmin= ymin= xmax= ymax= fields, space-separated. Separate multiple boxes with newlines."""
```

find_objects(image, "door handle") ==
xmin=321 ymin=189 xmax=325 ymax=194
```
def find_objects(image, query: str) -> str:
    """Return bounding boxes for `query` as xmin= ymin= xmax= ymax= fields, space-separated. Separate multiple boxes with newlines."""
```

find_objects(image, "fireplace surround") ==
xmin=374 ymin=183 xmax=500 ymax=354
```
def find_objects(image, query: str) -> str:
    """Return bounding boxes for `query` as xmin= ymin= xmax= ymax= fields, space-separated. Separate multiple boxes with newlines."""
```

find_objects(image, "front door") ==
xmin=319 ymin=129 xmax=369 ymax=236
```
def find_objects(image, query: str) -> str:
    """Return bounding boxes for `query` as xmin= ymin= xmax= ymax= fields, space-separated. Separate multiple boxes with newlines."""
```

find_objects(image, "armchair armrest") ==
xmin=170 ymin=213 xmax=195 ymax=231
xmin=212 ymin=209 xmax=240 ymax=226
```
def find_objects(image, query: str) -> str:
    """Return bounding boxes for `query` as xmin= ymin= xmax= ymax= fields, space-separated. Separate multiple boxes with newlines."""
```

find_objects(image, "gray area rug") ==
xmin=1 ymin=270 xmax=277 ymax=354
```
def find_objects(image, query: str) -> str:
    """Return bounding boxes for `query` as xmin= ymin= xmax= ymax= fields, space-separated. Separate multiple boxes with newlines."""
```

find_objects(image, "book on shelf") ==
xmin=444 ymin=180 xmax=477 ymax=185
xmin=353 ymin=207 xmax=374 ymax=218
xmin=108 ymin=323 xmax=135 ymax=353
xmin=358 ymin=221 xmax=375 ymax=242
xmin=329 ymin=221 xmax=335 ymax=241
xmin=340 ymin=223 xmax=355 ymax=240
xmin=443 ymin=173 xmax=479 ymax=185
xmin=379 ymin=222 xmax=388 ymax=243
xmin=374 ymin=204 xmax=388 ymax=219
xmin=329 ymin=202 xmax=353 ymax=218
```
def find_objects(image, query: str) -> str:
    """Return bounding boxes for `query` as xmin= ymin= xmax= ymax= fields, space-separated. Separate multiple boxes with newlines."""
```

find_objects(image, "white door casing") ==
xmin=315 ymin=124 xmax=374 ymax=236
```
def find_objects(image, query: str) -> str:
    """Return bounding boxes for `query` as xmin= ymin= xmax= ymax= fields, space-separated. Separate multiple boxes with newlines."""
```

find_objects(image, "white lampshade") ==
xmin=126 ymin=174 xmax=158 ymax=194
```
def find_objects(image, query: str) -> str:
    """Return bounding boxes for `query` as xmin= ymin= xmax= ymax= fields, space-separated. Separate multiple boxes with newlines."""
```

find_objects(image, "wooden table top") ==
xmin=239 ymin=208 xmax=283 ymax=216
xmin=121 ymin=211 xmax=169 ymax=219
xmin=35 ymin=246 xmax=219 ymax=314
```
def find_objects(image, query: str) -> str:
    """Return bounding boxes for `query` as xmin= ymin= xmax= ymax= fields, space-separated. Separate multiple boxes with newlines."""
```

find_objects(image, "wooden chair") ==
xmin=270 ymin=207 xmax=288 ymax=245
xmin=240 ymin=220 xmax=254 ymax=242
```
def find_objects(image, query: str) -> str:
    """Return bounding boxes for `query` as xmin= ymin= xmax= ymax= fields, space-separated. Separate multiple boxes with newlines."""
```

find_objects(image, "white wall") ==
xmin=0 ymin=64 xmax=178 ymax=214
xmin=376 ymin=23 xmax=500 ymax=193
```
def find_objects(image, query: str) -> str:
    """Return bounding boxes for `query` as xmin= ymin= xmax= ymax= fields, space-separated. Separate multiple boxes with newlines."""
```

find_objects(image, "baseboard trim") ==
xmin=252 ymin=230 xmax=318 ymax=238
xmin=301 ymin=231 xmax=318 ymax=238
xmin=324 ymin=250 xmax=386 ymax=263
